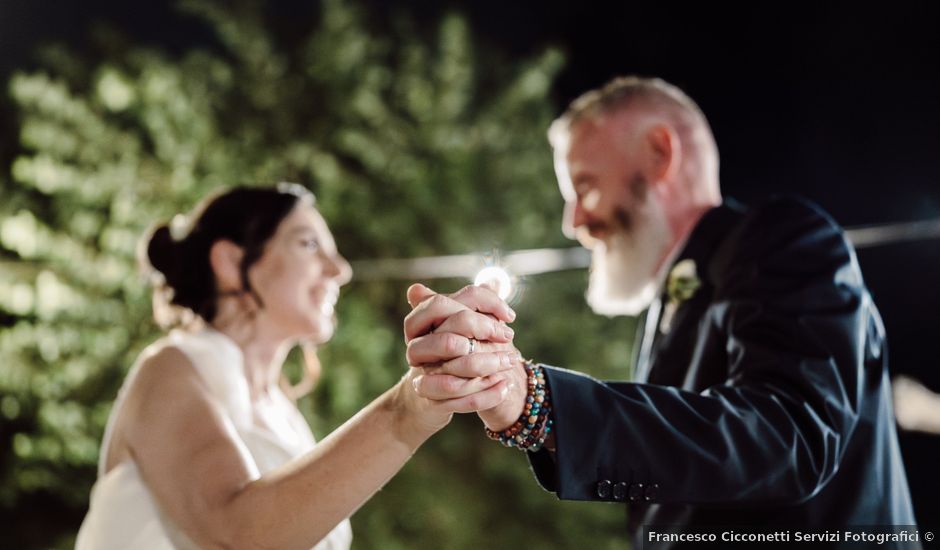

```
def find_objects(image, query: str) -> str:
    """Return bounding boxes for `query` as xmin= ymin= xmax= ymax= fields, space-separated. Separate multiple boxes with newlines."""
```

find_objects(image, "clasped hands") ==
xmin=403 ymin=283 xmax=528 ymax=433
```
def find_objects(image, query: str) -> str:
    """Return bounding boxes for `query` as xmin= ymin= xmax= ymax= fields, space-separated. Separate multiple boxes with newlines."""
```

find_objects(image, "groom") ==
xmin=404 ymin=77 xmax=917 ymax=542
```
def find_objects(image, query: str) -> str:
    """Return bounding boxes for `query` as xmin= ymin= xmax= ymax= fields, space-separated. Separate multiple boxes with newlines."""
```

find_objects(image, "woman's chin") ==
xmin=299 ymin=317 xmax=335 ymax=345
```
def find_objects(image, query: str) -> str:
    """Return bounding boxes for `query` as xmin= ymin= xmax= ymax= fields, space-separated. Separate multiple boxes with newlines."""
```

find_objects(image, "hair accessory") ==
xmin=169 ymin=213 xmax=190 ymax=241
xmin=277 ymin=181 xmax=316 ymax=204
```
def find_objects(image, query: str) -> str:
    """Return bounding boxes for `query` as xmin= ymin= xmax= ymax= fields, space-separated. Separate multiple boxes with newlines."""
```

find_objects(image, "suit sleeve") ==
xmin=528 ymin=198 xmax=870 ymax=506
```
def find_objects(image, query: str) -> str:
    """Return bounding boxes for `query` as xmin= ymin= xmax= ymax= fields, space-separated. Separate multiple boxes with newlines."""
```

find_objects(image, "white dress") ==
xmin=75 ymin=328 xmax=353 ymax=550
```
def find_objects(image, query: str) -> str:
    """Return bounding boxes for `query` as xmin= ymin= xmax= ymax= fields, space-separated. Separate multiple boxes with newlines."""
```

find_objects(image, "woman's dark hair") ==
xmin=142 ymin=183 xmax=314 ymax=327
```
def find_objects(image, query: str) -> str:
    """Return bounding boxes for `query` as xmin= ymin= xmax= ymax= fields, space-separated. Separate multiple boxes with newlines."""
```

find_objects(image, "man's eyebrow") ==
xmin=573 ymin=175 xmax=595 ymax=187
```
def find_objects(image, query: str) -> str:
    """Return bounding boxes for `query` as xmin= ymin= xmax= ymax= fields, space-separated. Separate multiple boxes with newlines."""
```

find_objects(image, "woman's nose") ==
xmin=325 ymin=252 xmax=353 ymax=286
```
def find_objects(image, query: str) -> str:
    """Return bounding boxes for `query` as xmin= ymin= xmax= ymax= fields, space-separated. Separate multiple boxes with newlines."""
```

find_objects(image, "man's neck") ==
xmin=654 ymin=201 xmax=717 ymax=276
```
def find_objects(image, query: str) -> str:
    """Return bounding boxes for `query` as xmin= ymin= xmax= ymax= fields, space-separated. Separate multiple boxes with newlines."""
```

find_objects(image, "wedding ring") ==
xmin=467 ymin=337 xmax=476 ymax=354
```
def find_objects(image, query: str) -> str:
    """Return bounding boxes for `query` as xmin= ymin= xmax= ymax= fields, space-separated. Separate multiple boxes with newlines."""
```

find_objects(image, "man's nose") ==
xmin=562 ymin=200 xmax=588 ymax=240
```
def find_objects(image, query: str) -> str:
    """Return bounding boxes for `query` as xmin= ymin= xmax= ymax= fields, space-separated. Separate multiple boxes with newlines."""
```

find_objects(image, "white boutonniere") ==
xmin=660 ymin=259 xmax=701 ymax=334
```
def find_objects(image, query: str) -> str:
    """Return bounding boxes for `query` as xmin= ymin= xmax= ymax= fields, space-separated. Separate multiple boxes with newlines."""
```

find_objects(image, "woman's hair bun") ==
xmin=145 ymin=224 xmax=181 ymax=286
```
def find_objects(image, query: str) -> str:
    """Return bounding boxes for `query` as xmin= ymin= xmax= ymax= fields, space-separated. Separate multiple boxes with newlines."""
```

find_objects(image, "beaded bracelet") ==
xmin=485 ymin=360 xmax=553 ymax=452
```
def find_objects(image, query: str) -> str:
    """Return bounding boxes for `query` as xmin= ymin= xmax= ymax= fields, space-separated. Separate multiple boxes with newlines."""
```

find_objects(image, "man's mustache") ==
xmin=581 ymin=208 xmax=635 ymax=240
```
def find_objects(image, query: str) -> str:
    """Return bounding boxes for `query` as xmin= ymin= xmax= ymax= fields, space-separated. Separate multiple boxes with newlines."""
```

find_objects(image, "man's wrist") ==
xmin=484 ymin=361 xmax=553 ymax=452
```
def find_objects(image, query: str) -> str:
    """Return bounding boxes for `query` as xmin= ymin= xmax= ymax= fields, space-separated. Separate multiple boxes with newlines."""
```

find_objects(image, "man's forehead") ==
xmin=565 ymin=121 xmax=613 ymax=169
xmin=569 ymin=109 xmax=643 ymax=161
xmin=570 ymin=112 xmax=620 ymax=147
xmin=568 ymin=116 xmax=607 ymax=146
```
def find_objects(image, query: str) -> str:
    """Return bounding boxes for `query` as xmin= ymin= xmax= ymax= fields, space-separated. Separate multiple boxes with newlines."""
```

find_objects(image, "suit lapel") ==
xmin=633 ymin=297 xmax=662 ymax=383
xmin=645 ymin=289 xmax=711 ymax=386
xmin=638 ymin=199 xmax=746 ymax=386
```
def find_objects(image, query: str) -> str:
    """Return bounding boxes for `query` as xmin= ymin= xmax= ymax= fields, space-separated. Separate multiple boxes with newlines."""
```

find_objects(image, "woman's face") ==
xmin=247 ymin=204 xmax=352 ymax=344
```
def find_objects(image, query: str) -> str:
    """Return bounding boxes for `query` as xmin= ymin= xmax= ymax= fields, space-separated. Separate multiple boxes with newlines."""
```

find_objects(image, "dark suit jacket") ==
xmin=528 ymin=197 xmax=916 ymax=543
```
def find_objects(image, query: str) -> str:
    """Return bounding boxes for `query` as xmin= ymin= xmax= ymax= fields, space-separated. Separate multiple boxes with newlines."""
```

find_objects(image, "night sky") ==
xmin=3 ymin=0 xmax=938 ymax=524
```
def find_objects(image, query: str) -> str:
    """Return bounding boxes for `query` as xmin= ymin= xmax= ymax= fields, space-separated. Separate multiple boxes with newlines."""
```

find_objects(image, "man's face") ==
xmin=556 ymin=115 xmax=674 ymax=316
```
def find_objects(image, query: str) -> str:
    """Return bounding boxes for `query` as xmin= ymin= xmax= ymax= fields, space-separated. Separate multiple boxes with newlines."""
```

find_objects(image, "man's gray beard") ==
xmin=586 ymin=194 xmax=673 ymax=316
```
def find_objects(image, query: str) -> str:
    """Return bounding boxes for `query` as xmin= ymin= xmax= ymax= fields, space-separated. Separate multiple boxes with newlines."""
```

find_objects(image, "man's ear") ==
xmin=209 ymin=240 xmax=245 ymax=292
xmin=645 ymin=123 xmax=681 ymax=183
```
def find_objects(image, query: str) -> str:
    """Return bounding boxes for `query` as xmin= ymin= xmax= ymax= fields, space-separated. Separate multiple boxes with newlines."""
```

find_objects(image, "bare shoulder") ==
xmin=104 ymin=344 xmax=207 ymax=472
xmin=129 ymin=344 xmax=206 ymax=403
xmin=121 ymin=343 xmax=226 ymax=450
xmin=107 ymin=343 xmax=261 ymax=546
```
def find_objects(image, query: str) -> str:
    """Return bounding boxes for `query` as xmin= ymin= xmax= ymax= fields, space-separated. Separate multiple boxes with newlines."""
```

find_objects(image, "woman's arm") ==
xmin=121 ymin=345 xmax=508 ymax=550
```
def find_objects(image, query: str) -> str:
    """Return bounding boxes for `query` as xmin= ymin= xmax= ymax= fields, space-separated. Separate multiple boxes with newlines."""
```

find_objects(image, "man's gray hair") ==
xmin=548 ymin=76 xmax=715 ymax=154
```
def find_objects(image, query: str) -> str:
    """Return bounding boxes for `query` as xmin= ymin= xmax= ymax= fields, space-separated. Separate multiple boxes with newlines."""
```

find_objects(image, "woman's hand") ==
xmin=389 ymin=366 xmax=512 ymax=448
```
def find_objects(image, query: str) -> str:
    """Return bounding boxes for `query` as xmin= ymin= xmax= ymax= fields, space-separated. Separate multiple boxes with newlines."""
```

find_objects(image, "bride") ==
xmin=76 ymin=183 xmax=517 ymax=549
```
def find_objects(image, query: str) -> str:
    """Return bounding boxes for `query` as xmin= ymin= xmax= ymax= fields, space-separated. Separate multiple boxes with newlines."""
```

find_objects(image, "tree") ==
xmin=0 ymin=1 xmax=635 ymax=547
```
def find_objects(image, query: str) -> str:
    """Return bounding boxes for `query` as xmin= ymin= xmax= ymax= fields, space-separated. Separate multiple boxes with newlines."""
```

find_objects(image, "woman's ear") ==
xmin=209 ymin=240 xmax=245 ymax=292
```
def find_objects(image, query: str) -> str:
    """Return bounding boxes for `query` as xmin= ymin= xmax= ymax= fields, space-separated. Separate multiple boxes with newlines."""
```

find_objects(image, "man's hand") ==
xmin=404 ymin=283 xmax=529 ymax=431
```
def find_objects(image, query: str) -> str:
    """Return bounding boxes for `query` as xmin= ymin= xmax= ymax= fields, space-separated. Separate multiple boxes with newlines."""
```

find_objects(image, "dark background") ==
xmin=2 ymin=0 xmax=938 ymax=526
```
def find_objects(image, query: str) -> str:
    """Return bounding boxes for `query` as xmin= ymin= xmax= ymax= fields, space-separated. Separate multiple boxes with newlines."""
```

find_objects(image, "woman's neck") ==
xmin=210 ymin=318 xmax=290 ymax=400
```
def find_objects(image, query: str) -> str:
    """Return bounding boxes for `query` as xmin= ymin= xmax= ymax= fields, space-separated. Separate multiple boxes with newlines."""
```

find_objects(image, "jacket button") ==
xmin=612 ymin=481 xmax=628 ymax=501
xmin=644 ymin=483 xmax=660 ymax=502
xmin=628 ymin=483 xmax=645 ymax=502
xmin=596 ymin=480 xmax=612 ymax=499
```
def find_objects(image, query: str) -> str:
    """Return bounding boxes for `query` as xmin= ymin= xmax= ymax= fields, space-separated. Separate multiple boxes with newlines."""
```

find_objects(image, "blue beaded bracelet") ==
xmin=485 ymin=360 xmax=553 ymax=452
